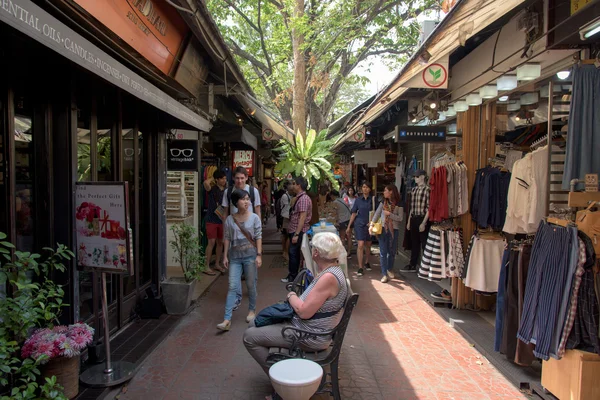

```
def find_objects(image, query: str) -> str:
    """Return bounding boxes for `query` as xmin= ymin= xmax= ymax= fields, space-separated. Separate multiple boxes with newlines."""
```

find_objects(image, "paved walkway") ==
xmin=115 ymin=253 xmax=528 ymax=400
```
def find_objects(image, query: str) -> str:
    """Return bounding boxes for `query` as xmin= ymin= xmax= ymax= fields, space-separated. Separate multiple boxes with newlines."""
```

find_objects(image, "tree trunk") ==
xmin=291 ymin=0 xmax=306 ymax=138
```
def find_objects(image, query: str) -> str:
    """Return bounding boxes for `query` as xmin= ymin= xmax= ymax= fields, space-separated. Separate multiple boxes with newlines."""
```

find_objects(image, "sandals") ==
xmin=202 ymin=269 xmax=217 ymax=276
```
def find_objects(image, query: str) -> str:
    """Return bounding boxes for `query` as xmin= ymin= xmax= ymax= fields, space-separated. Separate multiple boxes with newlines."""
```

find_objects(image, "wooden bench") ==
xmin=266 ymin=292 xmax=360 ymax=400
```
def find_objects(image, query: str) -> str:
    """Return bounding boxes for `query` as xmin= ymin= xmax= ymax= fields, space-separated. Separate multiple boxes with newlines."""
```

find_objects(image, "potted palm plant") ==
xmin=162 ymin=223 xmax=205 ymax=315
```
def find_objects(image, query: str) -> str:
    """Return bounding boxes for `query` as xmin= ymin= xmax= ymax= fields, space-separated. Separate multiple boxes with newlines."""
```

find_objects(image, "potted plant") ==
xmin=0 ymin=231 xmax=77 ymax=399
xmin=21 ymin=324 xmax=94 ymax=399
xmin=162 ymin=223 xmax=206 ymax=315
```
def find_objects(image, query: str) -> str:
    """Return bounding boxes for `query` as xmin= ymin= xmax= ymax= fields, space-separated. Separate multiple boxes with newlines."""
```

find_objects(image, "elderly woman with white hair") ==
xmin=243 ymin=232 xmax=348 ymax=377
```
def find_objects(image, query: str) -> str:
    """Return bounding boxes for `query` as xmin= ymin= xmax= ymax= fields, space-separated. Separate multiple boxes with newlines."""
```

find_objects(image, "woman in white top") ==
xmin=343 ymin=186 xmax=357 ymax=209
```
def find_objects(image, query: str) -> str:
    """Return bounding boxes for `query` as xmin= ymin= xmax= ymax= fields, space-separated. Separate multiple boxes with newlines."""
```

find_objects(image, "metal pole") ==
xmin=100 ymin=272 xmax=113 ymax=374
xmin=546 ymin=81 xmax=554 ymax=216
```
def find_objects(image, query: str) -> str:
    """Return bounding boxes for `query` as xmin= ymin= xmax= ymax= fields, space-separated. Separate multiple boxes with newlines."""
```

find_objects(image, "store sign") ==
xmin=571 ymin=0 xmax=592 ymax=14
xmin=167 ymin=140 xmax=198 ymax=171
xmin=403 ymin=56 xmax=449 ymax=89
xmin=233 ymin=150 xmax=254 ymax=176
xmin=262 ymin=128 xmax=275 ymax=141
xmin=72 ymin=0 xmax=188 ymax=74
xmin=75 ymin=182 xmax=132 ymax=273
xmin=397 ymin=126 xmax=447 ymax=142
xmin=0 ymin=0 xmax=210 ymax=131
xmin=352 ymin=130 xmax=366 ymax=142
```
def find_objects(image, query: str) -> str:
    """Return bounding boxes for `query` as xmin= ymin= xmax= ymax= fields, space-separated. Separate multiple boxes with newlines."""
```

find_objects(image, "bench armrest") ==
xmin=281 ymin=325 xmax=336 ymax=353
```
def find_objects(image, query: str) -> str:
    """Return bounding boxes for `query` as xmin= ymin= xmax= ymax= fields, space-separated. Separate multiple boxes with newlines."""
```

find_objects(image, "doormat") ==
xmin=269 ymin=256 xmax=288 ymax=269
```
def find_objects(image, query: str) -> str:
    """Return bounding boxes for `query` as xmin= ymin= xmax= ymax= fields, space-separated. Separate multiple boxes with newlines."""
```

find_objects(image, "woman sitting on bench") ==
xmin=243 ymin=232 xmax=348 ymax=379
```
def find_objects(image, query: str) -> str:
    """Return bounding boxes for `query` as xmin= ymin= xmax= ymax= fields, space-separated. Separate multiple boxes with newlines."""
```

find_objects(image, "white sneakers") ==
xmin=216 ymin=320 xmax=231 ymax=331
xmin=246 ymin=311 xmax=256 ymax=323
xmin=380 ymin=276 xmax=389 ymax=283
xmin=387 ymin=270 xmax=395 ymax=279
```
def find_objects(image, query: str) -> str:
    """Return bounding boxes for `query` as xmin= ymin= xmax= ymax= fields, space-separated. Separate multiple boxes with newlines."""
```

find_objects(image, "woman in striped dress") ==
xmin=243 ymin=232 xmax=348 ymax=382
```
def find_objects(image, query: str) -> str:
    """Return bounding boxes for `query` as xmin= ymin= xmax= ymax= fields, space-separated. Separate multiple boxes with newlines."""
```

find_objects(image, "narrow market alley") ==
xmin=114 ymin=222 xmax=527 ymax=400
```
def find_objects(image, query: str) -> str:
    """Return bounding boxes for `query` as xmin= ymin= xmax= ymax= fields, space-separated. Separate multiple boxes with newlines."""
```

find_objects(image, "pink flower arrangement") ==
xmin=76 ymin=202 xmax=101 ymax=223
xmin=22 ymin=323 xmax=94 ymax=363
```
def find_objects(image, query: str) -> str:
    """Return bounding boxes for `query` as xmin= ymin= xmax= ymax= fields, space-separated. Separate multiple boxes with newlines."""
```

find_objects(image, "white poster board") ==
xmin=75 ymin=182 xmax=132 ymax=273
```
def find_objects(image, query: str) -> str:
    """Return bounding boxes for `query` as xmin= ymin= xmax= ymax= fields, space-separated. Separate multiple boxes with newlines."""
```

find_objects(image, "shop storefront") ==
xmin=0 ymin=0 xmax=211 ymax=339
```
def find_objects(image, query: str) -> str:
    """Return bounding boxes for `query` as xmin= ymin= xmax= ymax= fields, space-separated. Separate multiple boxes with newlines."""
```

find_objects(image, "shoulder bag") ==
xmin=232 ymin=216 xmax=257 ymax=248
xmin=369 ymin=197 xmax=383 ymax=235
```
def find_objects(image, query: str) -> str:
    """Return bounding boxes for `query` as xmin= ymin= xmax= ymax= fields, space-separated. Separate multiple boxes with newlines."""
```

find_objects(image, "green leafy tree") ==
xmin=275 ymin=129 xmax=339 ymax=189
xmin=207 ymin=0 xmax=439 ymax=135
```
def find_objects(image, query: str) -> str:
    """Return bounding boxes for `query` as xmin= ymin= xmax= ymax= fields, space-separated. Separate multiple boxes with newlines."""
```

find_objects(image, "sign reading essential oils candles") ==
xmin=75 ymin=182 xmax=132 ymax=273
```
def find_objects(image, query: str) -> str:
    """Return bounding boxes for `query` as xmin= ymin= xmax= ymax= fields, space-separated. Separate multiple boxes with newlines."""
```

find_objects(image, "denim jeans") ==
xmin=288 ymin=232 xmax=304 ymax=280
xmin=379 ymin=228 xmax=399 ymax=276
xmin=494 ymin=247 xmax=511 ymax=352
xmin=225 ymin=256 xmax=258 ymax=321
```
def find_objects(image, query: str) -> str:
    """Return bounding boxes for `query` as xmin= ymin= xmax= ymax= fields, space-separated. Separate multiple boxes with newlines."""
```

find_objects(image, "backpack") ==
xmin=227 ymin=185 xmax=256 ymax=214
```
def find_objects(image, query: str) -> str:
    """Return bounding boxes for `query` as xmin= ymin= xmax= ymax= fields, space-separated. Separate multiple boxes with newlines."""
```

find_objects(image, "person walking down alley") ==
xmin=329 ymin=190 xmax=352 ymax=256
xmin=222 ymin=166 xmax=262 ymax=308
xmin=370 ymin=184 xmax=403 ymax=283
xmin=281 ymin=176 xmax=312 ymax=283
xmin=217 ymin=189 xmax=263 ymax=331
xmin=278 ymin=181 xmax=292 ymax=261
xmin=347 ymin=182 xmax=377 ymax=276
xmin=202 ymin=169 xmax=227 ymax=276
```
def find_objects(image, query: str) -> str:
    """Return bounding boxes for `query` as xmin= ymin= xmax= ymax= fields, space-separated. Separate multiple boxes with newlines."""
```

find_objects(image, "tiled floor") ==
xmin=114 ymin=254 xmax=529 ymax=400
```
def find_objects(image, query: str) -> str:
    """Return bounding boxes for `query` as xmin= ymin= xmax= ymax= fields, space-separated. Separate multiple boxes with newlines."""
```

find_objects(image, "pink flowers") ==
xmin=21 ymin=323 xmax=94 ymax=363
xmin=76 ymin=202 xmax=101 ymax=223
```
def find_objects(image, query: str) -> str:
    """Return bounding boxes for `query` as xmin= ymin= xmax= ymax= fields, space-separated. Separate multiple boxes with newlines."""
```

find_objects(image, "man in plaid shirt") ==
xmin=282 ymin=176 xmax=312 ymax=283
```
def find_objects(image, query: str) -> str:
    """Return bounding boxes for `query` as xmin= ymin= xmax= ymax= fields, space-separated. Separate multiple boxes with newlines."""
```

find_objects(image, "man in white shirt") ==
xmin=279 ymin=181 xmax=292 ymax=260
xmin=222 ymin=167 xmax=262 ymax=217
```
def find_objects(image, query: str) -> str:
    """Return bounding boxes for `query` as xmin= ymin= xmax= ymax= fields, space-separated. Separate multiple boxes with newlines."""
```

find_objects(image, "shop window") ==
xmin=14 ymin=92 xmax=34 ymax=252
xmin=139 ymin=130 xmax=151 ymax=285
xmin=122 ymin=128 xmax=137 ymax=296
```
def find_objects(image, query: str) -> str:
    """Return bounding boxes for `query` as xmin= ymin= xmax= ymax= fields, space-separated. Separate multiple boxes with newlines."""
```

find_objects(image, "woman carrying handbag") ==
xmin=370 ymin=185 xmax=403 ymax=283
xmin=218 ymin=189 xmax=263 ymax=331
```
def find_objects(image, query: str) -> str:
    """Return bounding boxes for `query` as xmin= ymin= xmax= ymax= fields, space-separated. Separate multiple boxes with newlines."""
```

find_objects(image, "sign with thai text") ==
xmin=233 ymin=150 xmax=254 ymax=176
xmin=72 ymin=0 xmax=188 ymax=74
xmin=0 ymin=0 xmax=210 ymax=131
xmin=75 ymin=182 xmax=132 ymax=273
xmin=397 ymin=126 xmax=447 ymax=142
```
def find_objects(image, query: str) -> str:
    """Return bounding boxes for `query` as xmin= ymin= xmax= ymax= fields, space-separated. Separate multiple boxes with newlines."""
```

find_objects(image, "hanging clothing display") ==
xmin=503 ymin=145 xmax=556 ymax=234
xmin=516 ymin=221 xmax=600 ymax=361
xmin=470 ymin=167 xmax=511 ymax=230
xmin=419 ymin=224 xmax=465 ymax=281
xmin=495 ymin=240 xmax=536 ymax=366
xmin=428 ymin=162 xmax=468 ymax=222
xmin=562 ymin=64 xmax=600 ymax=190
xmin=463 ymin=234 xmax=505 ymax=292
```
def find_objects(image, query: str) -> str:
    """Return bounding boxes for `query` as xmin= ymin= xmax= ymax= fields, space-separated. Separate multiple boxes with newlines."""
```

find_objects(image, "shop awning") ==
xmin=335 ymin=0 xmax=528 ymax=148
xmin=1 ymin=0 xmax=212 ymax=132
xmin=236 ymin=95 xmax=295 ymax=143
xmin=210 ymin=124 xmax=258 ymax=150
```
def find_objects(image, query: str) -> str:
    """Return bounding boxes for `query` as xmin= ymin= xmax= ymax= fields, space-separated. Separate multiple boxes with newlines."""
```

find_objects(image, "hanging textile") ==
xmin=463 ymin=235 xmax=505 ymax=292
xmin=418 ymin=224 xmax=465 ymax=281
xmin=470 ymin=167 xmax=511 ymax=230
xmin=517 ymin=221 xmax=599 ymax=360
xmin=562 ymin=65 xmax=600 ymax=190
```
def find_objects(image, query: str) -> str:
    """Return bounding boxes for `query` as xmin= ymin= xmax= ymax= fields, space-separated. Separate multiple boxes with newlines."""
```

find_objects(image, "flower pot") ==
xmin=41 ymin=356 xmax=80 ymax=399
xmin=161 ymin=279 xmax=197 ymax=315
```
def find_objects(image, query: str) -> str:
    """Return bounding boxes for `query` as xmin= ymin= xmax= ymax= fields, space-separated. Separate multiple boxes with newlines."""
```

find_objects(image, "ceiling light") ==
xmin=455 ymin=100 xmax=468 ymax=112
xmin=498 ymin=95 xmax=509 ymax=102
xmin=580 ymin=16 xmax=600 ymax=40
xmin=497 ymin=75 xmax=518 ymax=91
xmin=430 ymin=101 xmax=437 ymax=109
xmin=515 ymin=115 xmax=521 ymax=121
xmin=507 ymin=100 xmax=521 ymax=112
xmin=516 ymin=63 xmax=541 ymax=81
xmin=467 ymin=93 xmax=482 ymax=106
xmin=556 ymin=70 xmax=571 ymax=80
xmin=445 ymin=106 xmax=456 ymax=117
xmin=480 ymin=85 xmax=498 ymax=99
xmin=412 ymin=118 xmax=417 ymax=123
xmin=520 ymin=92 xmax=539 ymax=105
